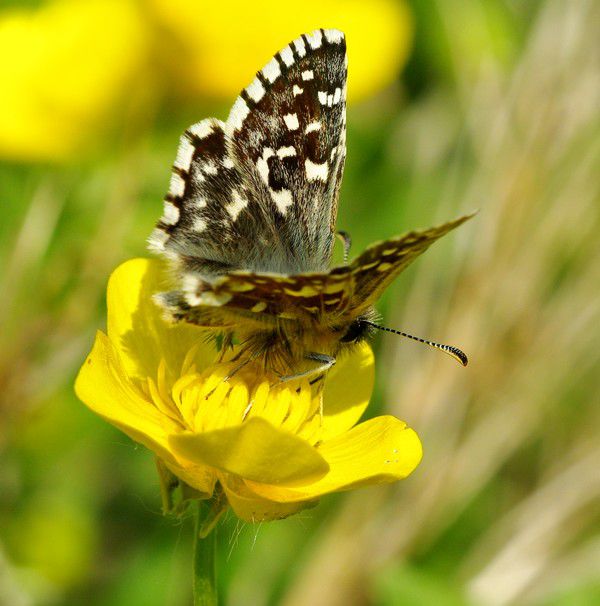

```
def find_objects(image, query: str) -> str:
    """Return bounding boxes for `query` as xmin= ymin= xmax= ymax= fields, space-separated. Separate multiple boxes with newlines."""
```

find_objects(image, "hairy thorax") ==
xmin=221 ymin=306 xmax=377 ymax=375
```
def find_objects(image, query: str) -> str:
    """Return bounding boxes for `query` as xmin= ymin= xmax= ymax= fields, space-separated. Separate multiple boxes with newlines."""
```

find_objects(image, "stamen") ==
xmin=195 ymin=381 xmax=231 ymax=432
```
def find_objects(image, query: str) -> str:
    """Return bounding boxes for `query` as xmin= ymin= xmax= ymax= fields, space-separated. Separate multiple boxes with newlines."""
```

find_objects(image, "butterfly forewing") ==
xmin=346 ymin=213 xmax=476 ymax=315
xmin=149 ymin=118 xmax=254 ymax=275
xmin=150 ymin=29 xmax=347 ymax=281
xmin=226 ymin=29 xmax=347 ymax=273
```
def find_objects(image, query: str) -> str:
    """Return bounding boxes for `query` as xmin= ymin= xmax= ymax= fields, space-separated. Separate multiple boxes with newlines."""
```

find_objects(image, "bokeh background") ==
xmin=1 ymin=1 xmax=599 ymax=604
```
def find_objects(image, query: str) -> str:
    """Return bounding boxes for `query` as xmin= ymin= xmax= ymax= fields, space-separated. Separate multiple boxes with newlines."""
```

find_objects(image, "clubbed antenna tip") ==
xmin=364 ymin=321 xmax=468 ymax=367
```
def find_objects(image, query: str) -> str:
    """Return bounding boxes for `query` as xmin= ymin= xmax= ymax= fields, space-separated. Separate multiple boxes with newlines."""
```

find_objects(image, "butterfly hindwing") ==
xmin=178 ymin=214 xmax=474 ymax=324
xmin=181 ymin=268 xmax=353 ymax=321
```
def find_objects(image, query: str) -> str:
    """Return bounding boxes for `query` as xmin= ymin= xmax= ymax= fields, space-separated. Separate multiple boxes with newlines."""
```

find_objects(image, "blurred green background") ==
xmin=1 ymin=1 xmax=599 ymax=604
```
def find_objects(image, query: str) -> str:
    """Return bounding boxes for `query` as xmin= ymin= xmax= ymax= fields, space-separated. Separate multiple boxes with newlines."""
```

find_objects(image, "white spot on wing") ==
xmin=324 ymin=29 xmax=344 ymax=44
xmin=305 ymin=30 xmax=323 ymax=49
xmin=223 ymin=157 xmax=235 ymax=169
xmin=162 ymin=201 xmax=179 ymax=225
xmin=226 ymin=190 xmax=248 ymax=220
xmin=283 ymin=113 xmax=299 ymax=130
xmin=228 ymin=97 xmax=250 ymax=132
xmin=197 ymin=291 xmax=233 ymax=307
xmin=305 ymin=121 xmax=321 ymax=134
xmin=148 ymin=228 xmax=168 ymax=251
xmin=327 ymin=94 xmax=333 ymax=107
xmin=262 ymin=57 xmax=281 ymax=83
xmin=193 ymin=217 xmax=207 ymax=232
xmin=245 ymin=77 xmax=265 ymax=102
xmin=293 ymin=84 xmax=303 ymax=96
xmin=188 ymin=120 xmax=214 ymax=139
xmin=271 ymin=188 xmax=293 ymax=214
xmin=305 ymin=159 xmax=329 ymax=181
xmin=301 ymin=70 xmax=314 ymax=81
xmin=277 ymin=146 xmax=296 ymax=159
xmin=279 ymin=46 xmax=294 ymax=66
xmin=333 ymin=87 xmax=341 ymax=104
xmin=256 ymin=147 xmax=274 ymax=184
xmin=184 ymin=292 xmax=202 ymax=306
xmin=191 ymin=196 xmax=207 ymax=209
xmin=169 ymin=172 xmax=185 ymax=197
xmin=318 ymin=91 xmax=327 ymax=105
xmin=183 ymin=274 xmax=201 ymax=296
xmin=174 ymin=139 xmax=194 ymax=170
xmin=201 ymin=161 xmax=218 ymax=176
xmin=293 ymin=37 xmax=307 ymax=57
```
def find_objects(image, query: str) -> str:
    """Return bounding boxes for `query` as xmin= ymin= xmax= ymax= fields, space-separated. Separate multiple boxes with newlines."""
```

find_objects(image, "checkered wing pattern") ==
xmin=346 ymin=214 xmax=475 ymax=315
xmin=182 ymin=268 xmax=353 ymax=321
xmin=149 ymin=29 xmax=347 ymax=282
xmin=180 ymin=214 xmax=474 ymax=323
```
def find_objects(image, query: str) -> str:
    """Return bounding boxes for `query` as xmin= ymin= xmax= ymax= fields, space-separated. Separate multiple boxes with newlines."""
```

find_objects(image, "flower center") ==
xmin=143 ymin=345 xmax=325 ymax=445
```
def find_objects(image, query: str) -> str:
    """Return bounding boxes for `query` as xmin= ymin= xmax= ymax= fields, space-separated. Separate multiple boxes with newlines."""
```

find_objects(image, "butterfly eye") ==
xmin=340 ymin=320 xmax=369 ymax=343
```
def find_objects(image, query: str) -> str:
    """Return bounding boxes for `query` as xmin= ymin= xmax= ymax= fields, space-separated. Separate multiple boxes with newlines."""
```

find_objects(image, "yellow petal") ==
xmin=76 ymin=331 xmax=217 ymax=495
xmin=163 ymin=461 xmax=217 ymax=499
xmin=321 ymin=341 xmax=374 ymax=441
xmin=0 ymin=0 xmax=148 ymax=162
xmin=75 ymin=331 xmax=178 ymax=464
xmin=169 ymin=418 xmax=329 ymax=485
xmin=106 ymin=258 xmax=215 ymax=380
xmin=245 ymin=416 xmax=422 ymax=502
xmin=220 ymin=475 xmax=314 ymax=522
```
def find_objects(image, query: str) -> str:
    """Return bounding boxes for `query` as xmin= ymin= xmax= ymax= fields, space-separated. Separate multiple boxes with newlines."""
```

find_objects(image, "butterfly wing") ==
xmin=181 ymin=215 xmax=474 ymax=325
xmin=149 ymin=29 xmax=347 ymax=280
xmin=181 ymin=267 xmax=353 ymax=321
xmin=225 ymin=29 xmax=347 ymax=273
xmin=344 ymin=213 xmax=475 ymax=316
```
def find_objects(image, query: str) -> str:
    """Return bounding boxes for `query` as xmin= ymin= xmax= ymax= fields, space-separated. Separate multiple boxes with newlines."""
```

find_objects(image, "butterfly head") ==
xmin=338 ymin=311 xmax=378 ymax=345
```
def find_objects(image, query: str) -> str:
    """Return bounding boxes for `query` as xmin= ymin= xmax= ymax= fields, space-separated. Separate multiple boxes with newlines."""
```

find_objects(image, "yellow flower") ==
xmin=0 ymin=0 xmax=147 ymax=162
xmin=150 ymin=0 xmax=413 ymax=103
xmin=75 ymin=258 xmax=422 ymax=521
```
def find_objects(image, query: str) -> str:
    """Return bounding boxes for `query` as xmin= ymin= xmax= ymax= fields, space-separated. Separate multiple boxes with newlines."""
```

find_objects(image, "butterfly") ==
xmin=148 ymin=29 xmax=473 ymax=379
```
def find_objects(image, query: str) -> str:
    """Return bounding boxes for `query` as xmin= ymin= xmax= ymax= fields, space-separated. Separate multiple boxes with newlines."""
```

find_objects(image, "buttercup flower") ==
xmin=75 ymin=258 xmax=422 ymax=521
xmin=0 ymin=0 xmax=147 ymax=162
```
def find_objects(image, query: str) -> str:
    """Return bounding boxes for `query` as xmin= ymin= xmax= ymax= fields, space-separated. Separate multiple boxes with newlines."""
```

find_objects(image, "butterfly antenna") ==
xmin=364 ymin=321 xmax=468 ymax=366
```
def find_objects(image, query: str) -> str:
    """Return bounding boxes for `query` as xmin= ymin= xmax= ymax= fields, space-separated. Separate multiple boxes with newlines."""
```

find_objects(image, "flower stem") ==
xmin=193 ymin=501 xmax=218 ymax=606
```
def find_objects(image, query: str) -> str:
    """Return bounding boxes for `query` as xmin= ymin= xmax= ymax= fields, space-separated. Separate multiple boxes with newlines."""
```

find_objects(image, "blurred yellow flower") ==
xmin=0 ymin=0 xmax=411 ymax=162
xmin=0 ymin=0 xmax=147 ymax=162
xmin=150 ymin=0 xmax=413 ymax=103
xmin=75 ymin=258 xmax=422 ymax=522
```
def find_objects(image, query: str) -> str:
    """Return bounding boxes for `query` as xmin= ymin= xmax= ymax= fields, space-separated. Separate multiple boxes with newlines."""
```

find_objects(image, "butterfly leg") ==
xmin=278 ymin=353 xmax=336 ymax=384
xmin=336 ymin=231 xmax=352 ymax=264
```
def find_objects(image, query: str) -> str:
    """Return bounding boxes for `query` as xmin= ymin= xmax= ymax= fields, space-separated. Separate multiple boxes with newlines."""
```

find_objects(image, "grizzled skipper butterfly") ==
xmin=149 ymin=29 xmax=472 ymax=380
